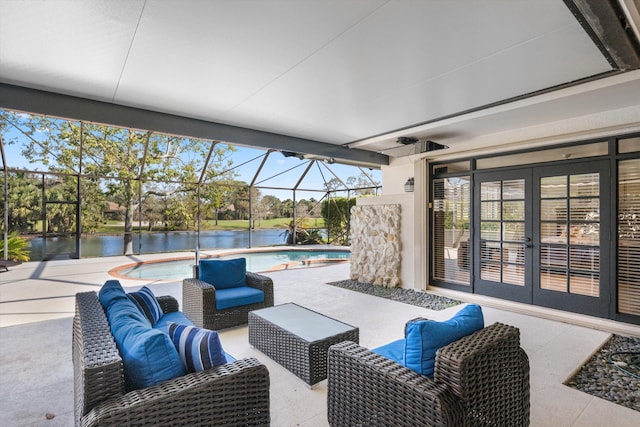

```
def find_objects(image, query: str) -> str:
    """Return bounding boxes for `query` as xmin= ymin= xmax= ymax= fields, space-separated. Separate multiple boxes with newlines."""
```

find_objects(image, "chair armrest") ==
xmin=246 ymin=272 xmax=274 ymax=306
xmin=156 ymin=295 xmax=179 ymax=314
xmin=80 ymin=358 xmax=270 ymax=427
xmin=73 ymin=292 xmax=126 ymax=424
xmin=435 ymin=322 xmax=530 ymax=426
xmin=327 ymin=341 xmax=462 ymax=427
xmin=182 ymin=278 xmax=216 ymax=328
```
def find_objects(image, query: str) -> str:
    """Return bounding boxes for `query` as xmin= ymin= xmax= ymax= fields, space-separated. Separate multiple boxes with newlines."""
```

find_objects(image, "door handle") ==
xmin=525 ymin=237 xmax=532 ymax=248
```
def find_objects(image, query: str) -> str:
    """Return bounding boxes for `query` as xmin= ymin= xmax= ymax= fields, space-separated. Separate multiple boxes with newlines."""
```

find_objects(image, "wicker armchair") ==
xmin=327 ymin=322 xmax=530 ymax=427
xmin=183 ymin=266 xmax=274 ymax=330
xmin=73 ymin=291 xmax=270 ymax=427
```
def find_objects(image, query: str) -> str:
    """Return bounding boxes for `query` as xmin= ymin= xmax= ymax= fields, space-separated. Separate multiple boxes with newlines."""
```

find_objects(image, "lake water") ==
xmin=27 ymin=229 xmax=288 ymax=260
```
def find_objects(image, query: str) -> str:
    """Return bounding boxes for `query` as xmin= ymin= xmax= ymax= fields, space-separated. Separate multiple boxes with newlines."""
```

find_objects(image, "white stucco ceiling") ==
xmin=1 ymin=0 xmax=639 ymax=161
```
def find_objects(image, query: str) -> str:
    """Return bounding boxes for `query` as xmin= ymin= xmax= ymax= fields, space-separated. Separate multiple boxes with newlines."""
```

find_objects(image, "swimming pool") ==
xmin=113 ymin=249 xmax=350 ymax=281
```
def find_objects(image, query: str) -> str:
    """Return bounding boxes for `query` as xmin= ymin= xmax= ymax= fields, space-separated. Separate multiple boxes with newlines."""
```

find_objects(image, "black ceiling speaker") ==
xmin=281 ymin=151 xmax=304 ymax=159
xmin=396 ymin=137 xmax=449 ymax=153
xmin=397 ymin=136 xmax=419 ymax=145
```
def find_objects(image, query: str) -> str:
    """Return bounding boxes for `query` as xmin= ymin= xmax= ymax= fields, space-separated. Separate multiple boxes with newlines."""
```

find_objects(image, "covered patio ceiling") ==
xmin=1 ymin=0 xmax=640 ymax=167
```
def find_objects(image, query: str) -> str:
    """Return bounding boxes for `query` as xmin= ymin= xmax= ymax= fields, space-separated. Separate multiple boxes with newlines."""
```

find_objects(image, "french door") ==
xmin=474 ymin=170 xmax=533 ymax=303
xmin=532 ymin=162 xmax=609 ymax=317
xmin=473 ymin=161 xmax=610 ymax=316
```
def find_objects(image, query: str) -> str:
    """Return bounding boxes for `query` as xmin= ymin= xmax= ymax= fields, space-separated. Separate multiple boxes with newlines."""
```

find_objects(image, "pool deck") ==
xmin=2 ymin=250 xmax=640 ymax=426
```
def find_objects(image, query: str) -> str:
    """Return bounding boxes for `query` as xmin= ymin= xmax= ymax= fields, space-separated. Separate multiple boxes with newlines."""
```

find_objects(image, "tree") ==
xmin=1 ymin=111 xmax=233 ymax=254
xmin=80 ymin=177 xmax=108 ymax=233
xmin=328 ymin=172 xmax=379 ymax=196
xmin=224 ymin=183 xmax=251 ymax=220
xmin=280 ymin=199 xmax=294 ymax=217
xmin=199 ymin=143 xmax=239 ymax=225
xmin=137 ymin=192 xmax=164 ymax=231
xmin=260 ymin=195 xmax=281 ymax=219
xmin=306 ymin=197 xmax=322 ymax=217
xmin=321 ymin=196 xmax=356 ymax=245
xmin=200 ymin=183 xmax=229 ymax=226
xmin=4 ymin=172 xmax=40 ymax=233
xmin=323 ymin=177 xmax=346 ymax=192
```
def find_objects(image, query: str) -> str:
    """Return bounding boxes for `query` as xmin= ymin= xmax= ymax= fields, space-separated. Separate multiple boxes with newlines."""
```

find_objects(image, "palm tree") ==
xmin=1 ymin=233 xmax=30 ymax=262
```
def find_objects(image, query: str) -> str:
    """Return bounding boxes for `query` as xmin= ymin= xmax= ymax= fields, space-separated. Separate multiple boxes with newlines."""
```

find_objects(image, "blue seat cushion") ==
xmin=200 ymin=258 xmax=246 ymax=289
xmin=215 ymin=286 xmax=265 ymax=310
xmin=371 ymin=338 xmax=405 ymax=365
xmin=404 ymin=304 xmax=484 ymax=377
xmin=98 ymin=280 xmax=187 ymax=390
xmin=168 ymin=323 xmax=229 ymax=372
xmin=154 ymin=310 xmax=194 ymax=334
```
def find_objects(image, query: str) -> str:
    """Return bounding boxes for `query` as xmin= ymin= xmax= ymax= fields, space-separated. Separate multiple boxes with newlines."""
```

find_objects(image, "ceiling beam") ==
xmin=0 ymin=83 xmax=388 ymax=167
xmin=564 ymin=0 xmax=640 ymax=70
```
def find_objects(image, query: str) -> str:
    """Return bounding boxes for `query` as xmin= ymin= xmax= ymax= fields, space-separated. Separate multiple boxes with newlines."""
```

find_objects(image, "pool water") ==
xmin=118 ymin=250 xmax=350 ymax=281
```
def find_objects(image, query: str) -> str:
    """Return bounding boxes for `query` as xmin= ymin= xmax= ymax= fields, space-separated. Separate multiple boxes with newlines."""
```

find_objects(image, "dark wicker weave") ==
xmin=248 ymin=304 xmax=359 ymax=386
xmin=183 ymin=267 xmax=274 ymax=330
xmin=73 ymin=291 xmax=271 ymax=427
xmin=327 ymin=322 xmax=530 ymax=427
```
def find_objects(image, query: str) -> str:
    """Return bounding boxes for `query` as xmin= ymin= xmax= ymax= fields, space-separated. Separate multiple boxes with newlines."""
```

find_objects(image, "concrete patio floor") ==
xmin=1 ymin=251 xmax=640 ymax=426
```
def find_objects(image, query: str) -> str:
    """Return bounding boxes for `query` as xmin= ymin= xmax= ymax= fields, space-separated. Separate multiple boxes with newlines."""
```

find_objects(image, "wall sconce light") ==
xmin=404 ymin=177 xmax=414 ymax=192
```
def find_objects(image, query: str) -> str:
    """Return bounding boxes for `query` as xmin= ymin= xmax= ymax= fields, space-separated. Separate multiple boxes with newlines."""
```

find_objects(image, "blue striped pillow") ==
xmin=167 ymin=323 xmax=228 ymax=372
xmin=127 ymin=286 xmax=163 ymax=326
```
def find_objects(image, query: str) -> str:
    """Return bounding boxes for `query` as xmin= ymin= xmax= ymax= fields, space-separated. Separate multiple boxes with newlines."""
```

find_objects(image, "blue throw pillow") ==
xmin=404 ymin=304 xmax=484 ymax=377
xmin=168 ymin=323 xmax=228 ymax=372
xmin=128 ymin=286 xmax=163 ymax=326
xmin=199 ymin=258 xmax=246 ymax=289
xmin=98 ymin=280 xmax=187 ymax=390
xmin=99 ymin=280 xmax=150 ymax=326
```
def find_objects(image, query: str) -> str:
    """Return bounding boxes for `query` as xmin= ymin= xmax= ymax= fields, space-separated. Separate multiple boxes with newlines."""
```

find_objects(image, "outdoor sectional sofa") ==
xmin=72 ymin=283 xmax=270 ymax=426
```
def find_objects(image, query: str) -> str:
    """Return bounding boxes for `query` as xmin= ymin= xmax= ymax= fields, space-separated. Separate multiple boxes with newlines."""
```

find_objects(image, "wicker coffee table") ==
xmin=248 ymin=303 xmax=359 ymax=386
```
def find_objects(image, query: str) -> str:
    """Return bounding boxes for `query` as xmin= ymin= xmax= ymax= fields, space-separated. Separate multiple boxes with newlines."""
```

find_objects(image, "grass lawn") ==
xmin=92 ymin=217 xmax=325 ymax=233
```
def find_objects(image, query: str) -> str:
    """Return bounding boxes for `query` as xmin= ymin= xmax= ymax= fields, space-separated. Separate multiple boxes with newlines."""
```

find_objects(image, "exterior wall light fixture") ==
xmin=404 ymin=177 xmax=414 ymax=192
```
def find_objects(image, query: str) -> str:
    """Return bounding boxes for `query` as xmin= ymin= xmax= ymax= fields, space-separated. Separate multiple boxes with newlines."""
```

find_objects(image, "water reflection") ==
xmin=27 ymin=229 xmax=287 ymax=260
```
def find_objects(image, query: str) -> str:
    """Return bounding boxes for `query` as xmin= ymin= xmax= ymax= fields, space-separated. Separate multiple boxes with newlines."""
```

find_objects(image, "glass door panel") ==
xmin=618 ymin=159 xmax=640 ymax=316
xmin=431 ymin=176 xmax=471 ymax=286
xmin=474 ymin=170 xmax=531 ymax=303
xmin=533 ymin=162 xmax=609 ymax=317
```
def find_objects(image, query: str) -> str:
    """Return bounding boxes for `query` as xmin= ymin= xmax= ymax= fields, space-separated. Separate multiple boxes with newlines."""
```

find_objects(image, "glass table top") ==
xmin=251 ymin=303 xmax=357 ymax=342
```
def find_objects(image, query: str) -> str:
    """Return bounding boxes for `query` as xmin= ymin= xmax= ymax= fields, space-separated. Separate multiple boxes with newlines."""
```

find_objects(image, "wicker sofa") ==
xmin=73 ymin=290 xmax=270 ymax=426
xmin=183 ymin=264 xmax=274 ymax=330
xmin=327 ymin=322 xmax=530 ymax=427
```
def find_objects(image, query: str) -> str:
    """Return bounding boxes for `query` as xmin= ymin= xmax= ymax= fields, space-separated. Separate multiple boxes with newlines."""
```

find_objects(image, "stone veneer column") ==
xmin=349 ymin=204 xmax=401 ymax=287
